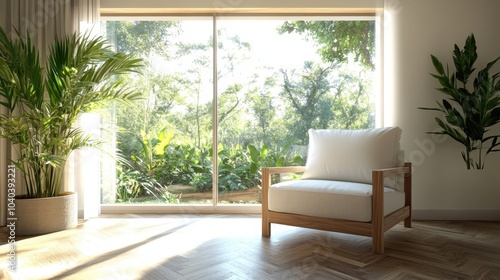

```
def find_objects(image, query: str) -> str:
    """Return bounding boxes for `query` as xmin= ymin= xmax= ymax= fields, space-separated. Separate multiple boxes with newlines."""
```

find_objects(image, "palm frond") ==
xmin=0 ymin=27 xmax=144 ymax=198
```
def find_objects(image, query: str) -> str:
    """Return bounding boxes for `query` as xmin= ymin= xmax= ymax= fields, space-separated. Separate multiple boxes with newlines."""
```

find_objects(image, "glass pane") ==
xmin=99 ymin=17 xmax=377 ymax=208
xmin=216 ymin=18 xmax=376 ymax=204
xmin=101 ymin=19 xmax=214 ymax=205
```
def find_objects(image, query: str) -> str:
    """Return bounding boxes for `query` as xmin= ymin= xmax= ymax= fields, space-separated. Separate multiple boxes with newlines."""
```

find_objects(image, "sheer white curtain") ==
xmin=0 ymin=0 xmax=100 ymax=226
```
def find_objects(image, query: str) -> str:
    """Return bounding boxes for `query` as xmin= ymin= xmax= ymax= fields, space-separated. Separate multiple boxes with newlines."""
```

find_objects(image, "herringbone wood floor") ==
xmin=0 ymin=214 xmax=499 ymax=279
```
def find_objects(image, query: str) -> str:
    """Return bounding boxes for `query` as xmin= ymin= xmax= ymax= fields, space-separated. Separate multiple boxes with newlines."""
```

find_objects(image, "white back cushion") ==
xmin=302 ymin=127 xmax=402 ymax=184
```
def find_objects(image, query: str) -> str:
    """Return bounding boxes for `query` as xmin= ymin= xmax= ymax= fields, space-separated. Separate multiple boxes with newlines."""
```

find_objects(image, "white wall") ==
xmin=388 ymin=0 xmax=500 ymax=219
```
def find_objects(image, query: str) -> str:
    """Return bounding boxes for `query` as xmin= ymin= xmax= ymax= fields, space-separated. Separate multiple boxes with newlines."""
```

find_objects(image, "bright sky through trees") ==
xmin=219 ymin=19 xmax=320 ymax=69
xmin=177 ymin=19 xmax=320 ymax=69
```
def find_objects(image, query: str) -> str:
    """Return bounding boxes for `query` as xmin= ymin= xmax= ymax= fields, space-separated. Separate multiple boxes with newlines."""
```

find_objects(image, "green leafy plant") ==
xmin=0 ymin=28 xmax=144 ymax=198
xmin=116 ymin=125 xmax=306 ymax=201
xmin=116 ymin=168 xmax=143 ymax=202
xmin=259 ymin=142 xmax=305 ymax=168
xmin=420 ymin=34 xmax=500 ymax=169
xmin=161 ymin=143 xmax=212 ymax=190
xmin=119 ymin=128 xmax=180 ymax=201
xmin=116 ymin=166 xmax=177 ymax=203
xmin=218 ymin=142 xmax=305 ymax=191
xmin=218 ymin=144 xmax=255 ymax=191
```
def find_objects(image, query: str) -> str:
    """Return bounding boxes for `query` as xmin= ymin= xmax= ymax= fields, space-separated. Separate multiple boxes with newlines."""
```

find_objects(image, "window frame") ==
xmin=99 ymin=11 xmax=384 ymax=215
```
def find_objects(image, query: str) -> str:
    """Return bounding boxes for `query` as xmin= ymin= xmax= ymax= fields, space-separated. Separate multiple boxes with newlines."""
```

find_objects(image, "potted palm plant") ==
xmin=420 ymin=34 xmax=500 ymax=169
xmin=0 ymin=27 xmax=143 ymax=235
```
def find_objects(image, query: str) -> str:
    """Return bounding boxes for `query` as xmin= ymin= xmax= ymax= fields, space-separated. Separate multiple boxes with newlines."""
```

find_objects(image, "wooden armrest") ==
xmin=261 ymin=166 xmax=306 ymax=174
xmin=373 ymin=162 xmax=411 ymax=178
xmin=261 ymin=166 xmax=305 ymax=197
xmin=372 ymin=162 xmax=412 ymax=226
xmin=372 ymin=163 xmax=412 ymax=191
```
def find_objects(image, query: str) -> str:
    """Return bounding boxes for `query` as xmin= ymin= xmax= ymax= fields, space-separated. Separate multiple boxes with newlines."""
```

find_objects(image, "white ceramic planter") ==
xmin=15 ymin=192 xmax=78 ymax=236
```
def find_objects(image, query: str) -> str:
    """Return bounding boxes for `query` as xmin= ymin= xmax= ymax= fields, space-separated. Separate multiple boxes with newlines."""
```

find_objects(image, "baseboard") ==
xmin=412 ymin=209 xmax=500 ymax=221
xmin=100 ymin=204 xmax=262 ymax=215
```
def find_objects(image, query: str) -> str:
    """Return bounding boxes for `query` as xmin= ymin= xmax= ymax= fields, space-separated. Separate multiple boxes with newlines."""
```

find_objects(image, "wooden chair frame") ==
xmin=262 ymin=162 xmax=412 ymax=254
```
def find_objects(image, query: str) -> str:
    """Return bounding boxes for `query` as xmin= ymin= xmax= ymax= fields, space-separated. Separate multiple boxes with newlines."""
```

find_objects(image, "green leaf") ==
xmin=442 ymin=99 xmax=452 ymax=110
xmin=418 ymin=107 xmax=442 ymax=112
xmin=260 ymin=144 xmax=269 ymax=160
xmin=154 ymin=129 xmax=174 ymax=155
xmin=431 ymin=55 xmax=445 ymax=75
xmin=247 ymin=144 xmax=260 ymax=164
xmin=453 ymin=34 xmax=477 ymax=84
xmin=275 ymin=157 xmax=284 ymax=167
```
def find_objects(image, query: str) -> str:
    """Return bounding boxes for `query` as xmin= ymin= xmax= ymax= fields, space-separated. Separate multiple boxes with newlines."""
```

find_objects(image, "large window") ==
xmin=99 ymin=16 xmax=378 ymax=210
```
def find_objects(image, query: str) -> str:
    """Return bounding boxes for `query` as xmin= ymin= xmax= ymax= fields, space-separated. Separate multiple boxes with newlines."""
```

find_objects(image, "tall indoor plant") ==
xmin=420 ymin=34 xmax=500 ymax=169
xmin=0 ymin=27 xmax=143 ymax=234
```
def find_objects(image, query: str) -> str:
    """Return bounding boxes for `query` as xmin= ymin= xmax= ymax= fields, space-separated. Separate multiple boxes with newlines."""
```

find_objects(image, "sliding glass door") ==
xmin=101 ymin=18 xmax=214 ymax=205
xmin=100 ymin=16 xmax=377 ymax=208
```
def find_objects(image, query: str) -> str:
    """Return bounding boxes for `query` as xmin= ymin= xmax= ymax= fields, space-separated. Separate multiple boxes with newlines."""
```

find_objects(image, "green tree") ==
xmin=175 ymin=28 xmax=256 ymax=148
xmin=330 ymin=68 xmax=375 ymax=129
xmin=278 ymin=21 xmax=375 ymax=70
xmin=280 ymin=61 xmax=375 ymax=144
xmin=278 ymin=19 xmax=376 ymax=143
xmin=247 ymin=75 xmax=278 ymax=144
xmin=174 ymin=41 xmax=213 ymax=147
xmin=116 ymin=72 xmax=186 ymax=160
xmin=215 ymin=29 xmax=256 ymax=147
xmin=106 ymin=21 xmax=179 ymax=59
xmin=105 ymin=21 xmax=195 ymax=155
xmin=280 ymin=62 xmax=333 ymax=144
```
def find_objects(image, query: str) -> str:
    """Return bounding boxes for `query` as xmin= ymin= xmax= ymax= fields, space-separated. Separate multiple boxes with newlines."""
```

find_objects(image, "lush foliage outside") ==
xmin=101 ymin=18 xmax=376 ymax=204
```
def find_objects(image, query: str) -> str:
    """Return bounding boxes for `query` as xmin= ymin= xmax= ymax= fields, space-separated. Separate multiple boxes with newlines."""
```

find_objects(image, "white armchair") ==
xmin=261 ymin=127 xmax=412 ymax=254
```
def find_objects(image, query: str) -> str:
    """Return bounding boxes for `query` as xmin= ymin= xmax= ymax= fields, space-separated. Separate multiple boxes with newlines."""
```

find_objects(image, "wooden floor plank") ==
xmin=0 ymin=215 xmax=499 ymax=279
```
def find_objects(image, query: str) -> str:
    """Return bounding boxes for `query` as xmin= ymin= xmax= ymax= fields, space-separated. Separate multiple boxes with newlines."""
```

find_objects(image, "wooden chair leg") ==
xmin=372 ymin=233 xmax=384 ymax=254
xmin=404 ymin=162 xmax=412 ymax=229
xmin=262 ymin=167 xmax=271 ymax=237
xmin=262 ymin=219 xmax=270 ymax=237
xmin=372 ymin=170 xmax=385 ymax=254
xmin=404 ymin=216 xmax=412 ymax=228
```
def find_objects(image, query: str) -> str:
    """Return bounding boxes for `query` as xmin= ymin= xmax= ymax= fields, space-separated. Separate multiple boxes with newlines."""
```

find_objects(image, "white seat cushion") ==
xmin=268 ymin=179 xmax=405 ymax=222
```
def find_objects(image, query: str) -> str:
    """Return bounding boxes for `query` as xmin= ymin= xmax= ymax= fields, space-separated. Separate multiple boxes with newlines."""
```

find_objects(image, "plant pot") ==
xmin=14 ymin=192 xmax=78 ymax=236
